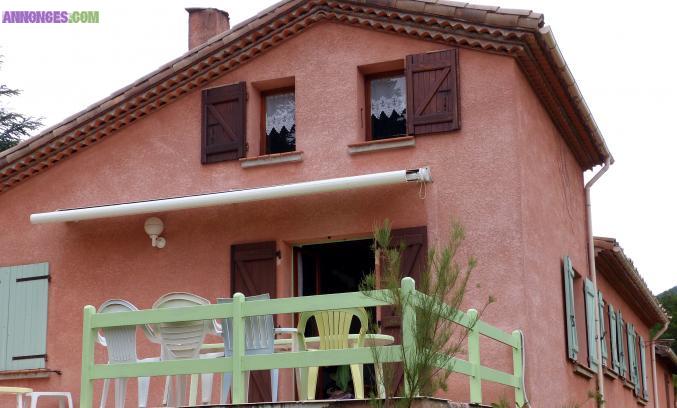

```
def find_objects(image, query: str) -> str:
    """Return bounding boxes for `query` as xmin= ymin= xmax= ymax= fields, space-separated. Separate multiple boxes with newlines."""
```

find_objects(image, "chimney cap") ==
xmin=186 ymin=7 xmax=231 ymax=50
xmin=185 ymin=7 xmax=229 ymax=18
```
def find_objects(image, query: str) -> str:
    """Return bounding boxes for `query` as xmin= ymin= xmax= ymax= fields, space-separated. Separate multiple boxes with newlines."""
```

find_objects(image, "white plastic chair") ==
xmin=152 ymin=292 xmax=222 ymax=406
xmin=216 ymin=293 xmax=280 ymax=404
xmin=0 ymin=387 xmax=73 ymax=408
xmin=96 ymin=299 xmax=160 ymax=408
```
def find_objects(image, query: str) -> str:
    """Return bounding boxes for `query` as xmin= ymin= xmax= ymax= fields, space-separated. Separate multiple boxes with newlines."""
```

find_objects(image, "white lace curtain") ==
xmin=266 ymin=92 xmax=295 ymax=134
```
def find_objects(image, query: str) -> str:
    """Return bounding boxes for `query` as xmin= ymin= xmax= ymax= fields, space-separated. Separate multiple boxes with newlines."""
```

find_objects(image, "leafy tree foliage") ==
xmin=1 ymin=59 xmax=42 ymax=152
xmin=361 ymin=219 xmax=494 ymax=407
xmin=657 ymin=286 xmax=677 ymax=353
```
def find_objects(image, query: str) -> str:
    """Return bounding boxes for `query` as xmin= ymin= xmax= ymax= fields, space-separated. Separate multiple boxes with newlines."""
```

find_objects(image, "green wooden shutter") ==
xmin=3 ymin=263 xmax=49 ymax=370
xmin=617 ymin=310 xmax=626 ymax=377
xmin=608 ymin=304 xmax=620 ymax=372
xmin=0 ymin=266 xmax=11 ymax=371
xmin=627 ymin=323 xmax=639 ymax=392
xmin=597 ymin=291 xmax=607 ymax=366
xmin=563 ymin=256 xmax=578 ymax=360
xmin=639 ymin=335 xmax=648 ymax=399
xmin=584 ymin=278 xmax=598 ymax=371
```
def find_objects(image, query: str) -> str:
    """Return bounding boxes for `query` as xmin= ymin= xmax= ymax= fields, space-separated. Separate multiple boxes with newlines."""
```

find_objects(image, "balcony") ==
xmin=80 ymin=278 xmax=526 ymax=407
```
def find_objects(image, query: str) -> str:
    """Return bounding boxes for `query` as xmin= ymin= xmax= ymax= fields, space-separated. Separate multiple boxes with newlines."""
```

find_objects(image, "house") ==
xmin=0 ymin=0 xmax=674 ymax=406
xmin=590 ymin=238 xmax=673 ymax=407
xmin=655 ymin=343 xmax=677 ymax=408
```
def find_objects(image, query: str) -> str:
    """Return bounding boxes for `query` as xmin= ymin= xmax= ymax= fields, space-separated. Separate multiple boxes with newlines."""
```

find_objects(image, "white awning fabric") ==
xmin=30 ymin=167 xmax=432 ymax=224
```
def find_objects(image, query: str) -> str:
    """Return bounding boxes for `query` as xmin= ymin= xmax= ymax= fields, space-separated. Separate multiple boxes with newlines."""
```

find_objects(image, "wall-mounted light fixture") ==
xmin=144 ymin=217 xmax=166 ymax=249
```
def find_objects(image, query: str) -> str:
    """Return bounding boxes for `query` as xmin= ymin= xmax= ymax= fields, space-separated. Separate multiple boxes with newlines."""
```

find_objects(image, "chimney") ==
xmin=186 ymin=8 xmax=230 ymax=50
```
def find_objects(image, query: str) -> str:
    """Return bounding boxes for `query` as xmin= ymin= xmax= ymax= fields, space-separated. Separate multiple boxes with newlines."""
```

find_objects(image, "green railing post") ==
xmin=401 ymin=277 xmax=416 ymax=397
xmin=79 ymin=305 xmax=96 ymax=408
xmin=512 ymin=330 xmax=525 ymax=406
xmin=231 ymin=293 xmax=246 ymax=404
xmin=467 ymin=308 xmax=481 ymax=404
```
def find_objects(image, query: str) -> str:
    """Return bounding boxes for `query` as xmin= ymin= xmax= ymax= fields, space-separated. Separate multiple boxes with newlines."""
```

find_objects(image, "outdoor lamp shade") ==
xmin=144 ymin=217 xmax=164 ymax=236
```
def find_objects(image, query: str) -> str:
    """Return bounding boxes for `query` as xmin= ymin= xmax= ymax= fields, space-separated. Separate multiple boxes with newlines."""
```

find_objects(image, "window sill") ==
xmin=0 ymin=368 xmax=60 ymax=381
xmin=637 ymin=397 xmax=648 ymax=406
xmin=603 ymin=366 xmax=618 ymax=380
xmin=348 ymin=136 xmax=415 ymax=154
xmin=623 ymin=379 xmax=635 ymax=390
xmin=572 ymin=362 xmax=595 ymax=379
xmin=240 ymin=151 xmax=303 ymax=168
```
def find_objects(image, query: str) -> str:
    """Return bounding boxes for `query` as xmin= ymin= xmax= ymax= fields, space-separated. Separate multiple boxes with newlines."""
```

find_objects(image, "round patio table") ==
xmin=201 ymin=332 xmax=393 ymax=398
xmin=275 ymin=332 xmax=395 ymax=350
xmin=201 ymin=332 xmax=395 ymax=351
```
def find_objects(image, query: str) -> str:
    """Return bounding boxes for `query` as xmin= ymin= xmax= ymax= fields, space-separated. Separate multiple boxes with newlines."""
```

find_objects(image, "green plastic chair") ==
xmin=295 ymin=307 xmax=368 ymax=400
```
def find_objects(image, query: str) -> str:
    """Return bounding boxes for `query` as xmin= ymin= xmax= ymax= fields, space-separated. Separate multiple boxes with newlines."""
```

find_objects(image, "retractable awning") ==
xmin=30 ymin=167 xmax=432 ymax=224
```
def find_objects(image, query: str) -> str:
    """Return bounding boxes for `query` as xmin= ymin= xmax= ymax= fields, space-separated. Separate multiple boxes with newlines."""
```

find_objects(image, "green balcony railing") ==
xmin=80 ymin=278 xmax=526 ymax=406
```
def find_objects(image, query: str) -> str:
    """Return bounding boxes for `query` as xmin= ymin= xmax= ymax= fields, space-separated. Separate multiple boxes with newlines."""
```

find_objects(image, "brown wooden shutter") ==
xmin=380 ymin=226 xmax=428 ymax=395
xmin=202 ymin=81 xmax=246 ymax=164
xmin=405 ymin=49 xmax=459 ymax=135
xmin=231 ymin=241 xmax=277 ymax=403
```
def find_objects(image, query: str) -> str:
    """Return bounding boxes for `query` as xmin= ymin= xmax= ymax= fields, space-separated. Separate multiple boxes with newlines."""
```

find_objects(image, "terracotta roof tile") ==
xmin=423 ymin=3 xmax=457 ymax=17
xmin=594 ymin=236 xmax=669 ymax=325
xmin=656 ymin=344 xmax=677 ymax=372
xmin=484 ymin=12 xmax=518 ymax=27
xmin=394 ymin=0 xmax=427 ymax=13
xmin=454 ymin=7 xmax=488 ymax=22
xmin=496 ymin=7 xmax=531 ymax=16
xmin=465 ymin=3 xmax=499 ymax=11
xmin=516 ymin=16 xmax=538 ymax=29
xmin=437 ymin=0 xmax=469 ymax=7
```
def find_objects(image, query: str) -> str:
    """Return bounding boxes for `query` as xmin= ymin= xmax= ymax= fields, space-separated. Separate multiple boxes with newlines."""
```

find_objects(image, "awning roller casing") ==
xmin=30 ymin=167 xmax=432 ymax=224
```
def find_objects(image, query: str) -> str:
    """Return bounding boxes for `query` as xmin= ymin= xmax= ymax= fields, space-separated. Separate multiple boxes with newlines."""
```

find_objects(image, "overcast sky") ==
xmin=1 ymin=0 xmax=675 ymax=294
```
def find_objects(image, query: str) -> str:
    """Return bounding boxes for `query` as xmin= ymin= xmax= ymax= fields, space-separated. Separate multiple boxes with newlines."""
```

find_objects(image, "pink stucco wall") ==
xmin=513 ymin=53 xmax=590 ymax=407
xmin=656 ymin=359 xmax=676 ymax=408
xmin=0 ymin=21 xmax=665 ymax=407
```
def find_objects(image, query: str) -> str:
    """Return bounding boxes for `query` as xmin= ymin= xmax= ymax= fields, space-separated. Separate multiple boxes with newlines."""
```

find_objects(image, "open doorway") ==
xmin=293 ymin=239 xmax=376 ymax=399
xmin=296 ymin=239 xmax=374 ymax=297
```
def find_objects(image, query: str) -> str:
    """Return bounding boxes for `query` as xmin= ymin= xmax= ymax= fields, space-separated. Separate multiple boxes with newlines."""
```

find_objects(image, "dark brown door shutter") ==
xmin=202 ymin=81 xmax=246 ymax=164
xmin=380 ymin=226 xmax=428 ymax=395
xmin=381 ymin=226 xmax=428 ymax=330
xmin=231 ymin=241 xmax=277 ymax=402
xmin=406 ymin=49 xmax=459 ymax=135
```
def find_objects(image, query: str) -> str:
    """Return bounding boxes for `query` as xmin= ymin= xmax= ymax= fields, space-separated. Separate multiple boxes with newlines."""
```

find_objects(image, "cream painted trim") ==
xmin=240 ymin=151 xmax=303 ymax=168
xmin=0 ymin=370 xmax=51 ymax=381
xmin=348 ymin=136 xmax=415 ymax=155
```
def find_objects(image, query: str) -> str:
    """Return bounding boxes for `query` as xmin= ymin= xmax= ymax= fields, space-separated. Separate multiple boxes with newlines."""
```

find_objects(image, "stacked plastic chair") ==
xmin=151 ymin=293 xmax=223 ymax=406
xmin=216 ymin=293 xmax=281 ymax=404
xmin=96 ymin=299 xmax=161 ymax=408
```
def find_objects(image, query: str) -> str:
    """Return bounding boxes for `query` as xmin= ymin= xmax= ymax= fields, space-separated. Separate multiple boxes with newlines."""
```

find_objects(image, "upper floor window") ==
xmin=263 ymin=89 xmax=295 ymax=154
xmin=366 ymin=73 xmax=406 ymax=140
xmin=363 ymin=49 xmax=460 ymax=141
xmin=200 ymin=50 xmax=461 ymax=164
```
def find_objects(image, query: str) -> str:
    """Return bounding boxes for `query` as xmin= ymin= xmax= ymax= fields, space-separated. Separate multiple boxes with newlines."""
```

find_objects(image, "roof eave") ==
xmin=594 ymin=237 xmax=669 ymax=326
xmin=537 ymin=26 xmax=614 ymax=167
xmin=656 ymin=345 xmax=677 ymax=373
